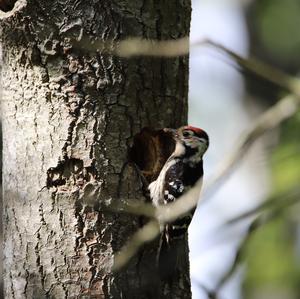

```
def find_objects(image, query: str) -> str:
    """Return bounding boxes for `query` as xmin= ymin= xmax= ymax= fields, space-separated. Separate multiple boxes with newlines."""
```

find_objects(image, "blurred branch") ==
xmin=192 ymin=218 xmax=262 ymax=299
xmin=201 ymin=94 xmax=300 ymax=203
xmin=199 ymin=40 xmax=300 ymax=96
xmin=76 ymin=37 xmax=189 ymax=57
xmin=76 ymin=36 xmax=300 ymax=95
xmin=227 ymin=187 xmax=300 ymax=224
xmin=208 ymin=187 xmax=300 ymax=296
xmin=113 ymin=220 xmax=160 ymax=271
xmin=213 ymin=219 xmax=261 ymax=295
xmin=110 ymin=199 xmax=156 ymax=218
xmin=195 ymin=283 xmax=219 ymax=299
xmin=194 ymin=187 xmax=300 ymax=297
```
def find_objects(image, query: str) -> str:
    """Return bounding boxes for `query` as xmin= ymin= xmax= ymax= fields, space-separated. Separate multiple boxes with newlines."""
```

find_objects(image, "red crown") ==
xmin=184 ymin=125 xmax=209 ymax=141
xmin=184 ymin=126 xmax=203 ymax=134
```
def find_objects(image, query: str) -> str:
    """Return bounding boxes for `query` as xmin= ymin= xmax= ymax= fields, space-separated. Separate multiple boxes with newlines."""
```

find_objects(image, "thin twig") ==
xmin=108 ymin=199 xmax=156 ymax=218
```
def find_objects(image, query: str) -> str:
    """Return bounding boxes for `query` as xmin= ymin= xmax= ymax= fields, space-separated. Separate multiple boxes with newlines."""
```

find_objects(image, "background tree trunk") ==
xmin=1 ymin=1 xmax=191 ymax=298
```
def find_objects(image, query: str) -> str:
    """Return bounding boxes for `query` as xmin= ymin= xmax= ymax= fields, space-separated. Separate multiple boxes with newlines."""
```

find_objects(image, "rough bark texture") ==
xmin=1 ymin=1 xmax=191 ymax=298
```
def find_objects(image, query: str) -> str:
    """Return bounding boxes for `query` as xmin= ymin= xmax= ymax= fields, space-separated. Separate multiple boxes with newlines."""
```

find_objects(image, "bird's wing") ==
xmin=163 ymin=160 xmax=185 ymax=204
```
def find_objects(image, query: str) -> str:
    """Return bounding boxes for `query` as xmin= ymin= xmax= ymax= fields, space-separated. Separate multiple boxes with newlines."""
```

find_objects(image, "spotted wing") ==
xmin=162 ymin=160 xmax=194 ymax=239
xmin=163 ymin=160 xmax=185 ymax=203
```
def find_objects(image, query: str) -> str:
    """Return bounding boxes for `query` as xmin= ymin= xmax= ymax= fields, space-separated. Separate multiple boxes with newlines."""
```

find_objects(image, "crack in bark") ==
xmin=35 ymin=232 xmax=46 ymax=293
xmin=9 ymin=271 xmax=16 ymax=299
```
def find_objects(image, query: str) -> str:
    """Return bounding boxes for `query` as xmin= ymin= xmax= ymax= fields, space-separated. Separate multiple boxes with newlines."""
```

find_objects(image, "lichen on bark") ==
xmin=1 ymin=0 xmax=191 ymax=298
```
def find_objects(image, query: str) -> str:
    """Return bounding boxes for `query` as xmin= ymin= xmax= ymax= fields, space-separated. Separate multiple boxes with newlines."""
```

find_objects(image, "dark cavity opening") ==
xmin=128 ymin=127 xmax=175 ymax=182
xmin=0 ymin=0 xmax=17 ymax=12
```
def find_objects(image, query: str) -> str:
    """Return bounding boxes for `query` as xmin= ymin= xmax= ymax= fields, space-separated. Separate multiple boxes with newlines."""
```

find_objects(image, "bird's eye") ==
xmin=183 ymin=131 xmax=191 ymax=137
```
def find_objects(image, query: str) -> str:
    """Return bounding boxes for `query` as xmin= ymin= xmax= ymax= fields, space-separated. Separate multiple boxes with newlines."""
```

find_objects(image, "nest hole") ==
xmin=129 ymin=127 xmax=175 ymax=182
xmin=0 ymin=0 xmax=17 ymax=12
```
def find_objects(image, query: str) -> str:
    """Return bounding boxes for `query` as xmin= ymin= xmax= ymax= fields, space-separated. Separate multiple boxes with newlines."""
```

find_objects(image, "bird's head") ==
xmin=164 ymin=125 xmax=209 ymax=161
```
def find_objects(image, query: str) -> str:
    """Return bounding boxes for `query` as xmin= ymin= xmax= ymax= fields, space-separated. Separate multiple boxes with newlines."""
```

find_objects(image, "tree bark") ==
xmin=1 ymin=1 xmax=191 ymax=298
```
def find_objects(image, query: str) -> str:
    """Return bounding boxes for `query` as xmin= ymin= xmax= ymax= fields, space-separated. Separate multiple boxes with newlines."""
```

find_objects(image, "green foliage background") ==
xmin=244 ymin=1 xmax=300 ymax=298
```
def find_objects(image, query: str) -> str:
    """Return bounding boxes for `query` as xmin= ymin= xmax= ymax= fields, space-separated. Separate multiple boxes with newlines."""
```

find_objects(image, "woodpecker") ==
xmin=148 ymin=125 xmax=209 ymax=241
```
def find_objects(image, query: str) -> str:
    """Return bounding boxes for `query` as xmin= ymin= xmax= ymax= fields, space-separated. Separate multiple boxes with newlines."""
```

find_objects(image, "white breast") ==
xmin=148 ymin=159 xmax=176 ymax=207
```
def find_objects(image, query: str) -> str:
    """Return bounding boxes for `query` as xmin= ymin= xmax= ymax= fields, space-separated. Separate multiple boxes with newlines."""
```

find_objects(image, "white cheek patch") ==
xmin=174 ymin=142 xmax=185 ymax=156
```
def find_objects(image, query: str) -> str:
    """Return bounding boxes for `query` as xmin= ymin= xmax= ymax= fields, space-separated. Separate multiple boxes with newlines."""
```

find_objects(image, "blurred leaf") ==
xmin=244 ymin=218 xmax=300 ymax=292
xmin=272 ymin=112 xmax=300 ymax=194
xmin=255 ymin=0 xmax=300 ymax=65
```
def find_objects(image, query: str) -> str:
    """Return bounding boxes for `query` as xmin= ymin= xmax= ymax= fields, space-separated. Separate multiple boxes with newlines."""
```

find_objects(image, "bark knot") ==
xmin=46 ymin=157 xmax=97 ymax=190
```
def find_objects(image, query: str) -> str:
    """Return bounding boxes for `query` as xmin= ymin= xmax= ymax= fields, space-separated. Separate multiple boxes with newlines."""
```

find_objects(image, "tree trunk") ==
xmin=1 ymin=1 xmax=191 ymax=298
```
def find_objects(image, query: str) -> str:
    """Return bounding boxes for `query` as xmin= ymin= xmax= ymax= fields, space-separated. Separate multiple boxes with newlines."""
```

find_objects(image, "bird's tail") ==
xmin=157 ymin=230 xmax=188 ymax=283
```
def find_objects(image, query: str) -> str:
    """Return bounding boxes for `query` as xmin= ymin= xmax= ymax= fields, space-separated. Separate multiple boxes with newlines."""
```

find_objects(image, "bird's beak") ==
xmin=163 ymin=128 xmax=178 ymax=138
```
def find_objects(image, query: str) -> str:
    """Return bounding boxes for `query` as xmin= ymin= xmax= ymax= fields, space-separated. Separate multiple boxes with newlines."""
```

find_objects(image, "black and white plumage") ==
xmin=149 ymin=125 xmax=209 ymax=241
